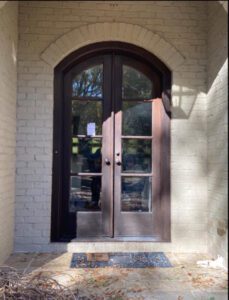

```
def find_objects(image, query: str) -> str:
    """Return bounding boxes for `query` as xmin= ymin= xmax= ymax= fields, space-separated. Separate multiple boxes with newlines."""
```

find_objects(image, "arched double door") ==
xmin=52 ymin=42 xmax=171 ymax=242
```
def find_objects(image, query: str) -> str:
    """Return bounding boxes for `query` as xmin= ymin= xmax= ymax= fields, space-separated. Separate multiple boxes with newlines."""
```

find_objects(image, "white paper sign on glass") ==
xmin=87 ymin=122 xmax=96 ymax=136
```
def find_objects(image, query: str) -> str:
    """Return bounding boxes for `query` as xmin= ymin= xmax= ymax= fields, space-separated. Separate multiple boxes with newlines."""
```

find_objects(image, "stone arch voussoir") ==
xmin=41 ymin=23 xmax=185 ymax=70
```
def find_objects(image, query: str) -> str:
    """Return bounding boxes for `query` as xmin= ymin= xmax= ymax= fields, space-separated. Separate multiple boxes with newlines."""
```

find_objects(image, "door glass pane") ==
xmin=121 ymin=177 xmax=152 ymax=212
xmin=122 ymin=101 xmax=152 ymax=136
xmin=71 ymin=138 xmax=102 ymax=173
xmin=72 ymin=64 xmax=103 ymax=98
xmin=70 ymin=176 xmax=101 ymax=212
xmin=72 ymin=100 xmax=102 ymax=135
xmin=122 ymin=65 xmax=153 ymax=99
xmin=122 ymin=139 xmax=152 ymax=173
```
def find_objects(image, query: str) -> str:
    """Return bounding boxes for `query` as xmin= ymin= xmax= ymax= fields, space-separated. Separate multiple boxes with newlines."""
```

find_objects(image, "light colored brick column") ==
xmin=0 ymin=1 xmax=18 ymax=263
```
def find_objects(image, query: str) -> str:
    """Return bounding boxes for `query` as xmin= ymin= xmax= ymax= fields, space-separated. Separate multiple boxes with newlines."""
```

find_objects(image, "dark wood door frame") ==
xmin=51 ymin=42 xmax=171 ymax=242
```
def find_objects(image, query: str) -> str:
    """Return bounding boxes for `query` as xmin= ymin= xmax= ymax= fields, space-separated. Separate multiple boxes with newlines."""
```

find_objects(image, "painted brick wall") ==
xmin=207 ymin=1 xmax=228 ymax=268
xmin=15 ymin=1 xmax=208 ymax=252
xmin=0 ymin=1 xmax=18 ymax=263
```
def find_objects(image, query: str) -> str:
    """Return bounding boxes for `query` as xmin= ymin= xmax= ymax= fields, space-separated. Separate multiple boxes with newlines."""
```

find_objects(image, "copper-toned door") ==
xmin=63 ymin=55 xmax=113 ymax=238
xmin=52 ymin=43 xmax=170 ymax=241
xmin=113 ymin=56 xmax=162 ymax=238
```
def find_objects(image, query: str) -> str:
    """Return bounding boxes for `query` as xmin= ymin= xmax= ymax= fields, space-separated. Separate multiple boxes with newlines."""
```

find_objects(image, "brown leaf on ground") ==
xmin=191 ymin=275 xmax=215 ymax=287
xmin=129 ymin=286 xmax=144 ymax=293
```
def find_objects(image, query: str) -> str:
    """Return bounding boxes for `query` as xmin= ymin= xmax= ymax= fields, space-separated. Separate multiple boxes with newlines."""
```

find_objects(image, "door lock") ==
xmin=104 ymin=158 xmax=111 ymax=165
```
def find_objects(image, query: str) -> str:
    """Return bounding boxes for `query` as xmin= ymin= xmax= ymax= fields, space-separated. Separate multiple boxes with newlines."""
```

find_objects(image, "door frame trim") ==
xmin=51 ymin=42 xmax=171 ymax=242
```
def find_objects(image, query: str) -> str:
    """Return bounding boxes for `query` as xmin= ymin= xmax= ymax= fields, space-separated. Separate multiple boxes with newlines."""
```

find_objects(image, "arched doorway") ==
xmin=51 ymin=42 xmax=171 ymax=242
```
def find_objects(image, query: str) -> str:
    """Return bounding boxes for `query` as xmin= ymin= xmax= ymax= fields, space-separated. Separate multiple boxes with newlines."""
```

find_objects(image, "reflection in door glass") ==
xmin=122 ymin=65 xmax=153 ymax=99
xmin=70 ymin=176 xmax=101 ymax=212
xmin=122 ymin=139 xmax=152 ymax=173
xmin=121 ymin=177 xmax=152 ymax=212
xmin=71 ymin=138 xmax=102 ymax=173
xmin=72 ymin=64 xmax=103 ymax=98
xmin=72 ymin=100 xmax=102 ymax=135
xmin=122 ymin=101 xmax=152 ymax=136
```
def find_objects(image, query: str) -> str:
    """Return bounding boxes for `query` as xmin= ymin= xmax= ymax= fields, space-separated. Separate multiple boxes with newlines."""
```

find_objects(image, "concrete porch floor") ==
xmin=3 ymin=253 xmax=228 ymax=299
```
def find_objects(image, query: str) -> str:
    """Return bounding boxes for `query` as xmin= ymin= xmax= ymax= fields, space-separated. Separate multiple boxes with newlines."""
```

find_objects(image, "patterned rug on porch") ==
xmin=70 ymin=252 xmax=172 ymax=268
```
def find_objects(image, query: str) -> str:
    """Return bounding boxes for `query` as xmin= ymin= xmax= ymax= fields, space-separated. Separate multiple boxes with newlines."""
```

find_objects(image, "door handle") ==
xmin=104 ymin=158 xmax=111 ymax=165
xmin=116 ymin=159 xmax=122 ymax=166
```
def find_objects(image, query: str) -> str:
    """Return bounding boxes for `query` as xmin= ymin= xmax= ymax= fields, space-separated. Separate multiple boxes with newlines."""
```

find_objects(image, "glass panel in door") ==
xmin=72 ymin=64 xmax=103 ymax=98
xmin=122 ymin=65 xmax=153 ymax=99
xmin=122 ymin=101 xmax=152 ymax=136
xmin=70 ymin=97 xmax=102 ymax=212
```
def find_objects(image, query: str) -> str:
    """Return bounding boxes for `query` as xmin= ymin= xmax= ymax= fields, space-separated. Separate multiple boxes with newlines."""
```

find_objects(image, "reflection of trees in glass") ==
xmin=72 ymin=65 xmax=103 ymax=97
xmin=72 ymin=100 xmax=102 ymax=135
xmin=122 ymin=101 xmax=152 ymax=136
xmin=122 ymin=139 xmax=151 ymax=173
xmin=122 ymin=65 xmax=152 ymax=99
xmin=121 ymin=177 xmax=151 ymax=212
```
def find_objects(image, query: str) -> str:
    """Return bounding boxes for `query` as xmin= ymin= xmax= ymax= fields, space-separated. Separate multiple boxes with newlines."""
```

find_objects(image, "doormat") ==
xmin=70 ymin=252 xmax=172 ymax=268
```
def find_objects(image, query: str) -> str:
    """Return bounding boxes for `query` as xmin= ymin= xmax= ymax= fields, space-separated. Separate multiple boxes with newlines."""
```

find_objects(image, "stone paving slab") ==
xmin=3 ymin=253 xmax=228 ymax=299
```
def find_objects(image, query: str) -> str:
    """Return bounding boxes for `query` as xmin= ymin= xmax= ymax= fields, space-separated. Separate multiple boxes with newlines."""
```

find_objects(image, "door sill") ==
xmin=71 ymin=236 xmax=161 ymax=242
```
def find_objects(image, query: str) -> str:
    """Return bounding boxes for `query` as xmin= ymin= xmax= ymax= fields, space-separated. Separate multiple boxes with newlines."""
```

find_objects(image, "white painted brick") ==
xmin=0 ymin=1 xmax=18 ymax=263
xmin=207 ymin=1 xmax=228 ymax=268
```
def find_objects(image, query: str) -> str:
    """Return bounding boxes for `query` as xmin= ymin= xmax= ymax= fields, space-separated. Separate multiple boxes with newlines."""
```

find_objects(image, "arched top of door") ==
xmin=54 ymin=42 xmax=172 ymax=115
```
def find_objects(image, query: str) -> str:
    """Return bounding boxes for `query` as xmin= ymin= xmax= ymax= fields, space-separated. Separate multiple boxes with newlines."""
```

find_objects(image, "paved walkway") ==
xmin=4 ymin=253 xmax=228 ymax=299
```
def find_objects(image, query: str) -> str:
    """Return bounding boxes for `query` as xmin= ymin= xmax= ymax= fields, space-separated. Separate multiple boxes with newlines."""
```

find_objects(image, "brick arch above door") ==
xmin=41 ymin=22 xmax=185 ymax=70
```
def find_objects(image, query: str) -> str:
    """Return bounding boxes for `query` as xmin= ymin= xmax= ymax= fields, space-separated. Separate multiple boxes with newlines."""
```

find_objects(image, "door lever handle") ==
xmin=104 ymin=158 xmax=111 ymax=165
